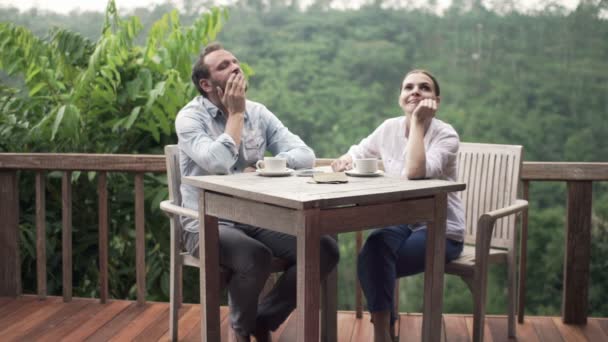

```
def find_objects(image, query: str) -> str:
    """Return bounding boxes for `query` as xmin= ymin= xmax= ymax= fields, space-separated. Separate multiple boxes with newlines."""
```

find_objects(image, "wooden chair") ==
xmin=159 ymin=145 xmax=288 ymax=341
xmin=354 ymin=142 xmax=528 ymax=342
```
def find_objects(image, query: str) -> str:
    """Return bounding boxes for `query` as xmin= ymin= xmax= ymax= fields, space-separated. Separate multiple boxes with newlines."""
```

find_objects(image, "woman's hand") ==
xmin=331 ymin=154 xmax=353 ymax=172
xmin=411 ymin=98 xmax=437 ymax=124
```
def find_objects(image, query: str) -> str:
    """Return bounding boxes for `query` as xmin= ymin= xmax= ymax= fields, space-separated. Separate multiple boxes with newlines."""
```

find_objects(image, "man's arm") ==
xmin=263 ymin=109 xmax=315 ymax=170
xmin=219 ymin=73 xmax=246 ymax=146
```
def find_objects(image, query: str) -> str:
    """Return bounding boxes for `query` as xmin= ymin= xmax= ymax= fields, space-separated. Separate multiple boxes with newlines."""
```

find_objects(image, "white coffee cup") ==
xmin=353 ymin=158 xmax=378 ymax=174
xmin=256 ymin=157 xmax=287 ymax=172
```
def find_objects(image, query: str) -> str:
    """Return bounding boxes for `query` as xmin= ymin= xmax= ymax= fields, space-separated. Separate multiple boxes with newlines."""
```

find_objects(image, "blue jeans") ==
xmin=357 ymin=224 xmax=463 ymax=324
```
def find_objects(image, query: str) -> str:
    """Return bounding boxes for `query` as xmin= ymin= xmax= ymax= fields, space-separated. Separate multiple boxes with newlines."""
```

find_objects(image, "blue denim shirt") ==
xmin=176 ymin=96 xmax=315 ymax=233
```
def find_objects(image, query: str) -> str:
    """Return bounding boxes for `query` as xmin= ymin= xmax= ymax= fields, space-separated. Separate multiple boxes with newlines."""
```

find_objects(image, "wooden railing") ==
xmin=0 ymin=153 xmax=165 ymax=304
xmin=1 ymin=154 xmax=607 ymax=326
xmin=519 ymin=162 xmax=608 ymax=324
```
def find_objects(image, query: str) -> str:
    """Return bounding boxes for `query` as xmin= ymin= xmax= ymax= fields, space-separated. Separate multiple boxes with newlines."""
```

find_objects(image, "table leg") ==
xmin=422 ymin=193 xmax=447 ymax=342
xmin=297 ymin=208 xmax=321 ymax=342
xmin=198 ymin=190 xmax=221 ymax=342
xmin=321 ymin=234 xmax=338 ymax=342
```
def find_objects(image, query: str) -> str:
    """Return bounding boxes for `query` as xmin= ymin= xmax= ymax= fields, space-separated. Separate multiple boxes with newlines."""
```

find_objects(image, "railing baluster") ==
xmin=0 ymin=171 xmax=20 ymax=296
xmin=98 ymin=172 xmax=109 ymax=304
xmin=36 ymin=172 xmax=47 ymax=299
xmin=135 ymin=173 xmax=146 ymax=305
xmin=518 ymin=180 xmax=529 ymax=323
xmin=62 ymin=171 xmax=72 ymax=302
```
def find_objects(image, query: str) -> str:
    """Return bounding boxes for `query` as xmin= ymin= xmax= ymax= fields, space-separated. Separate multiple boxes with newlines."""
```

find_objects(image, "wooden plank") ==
xmin=0 ymin=297 xmax=61 ymax=331
xmin=204 ymin=192 xmax=303 ymax=236
xmin=0 ymin=296 xmax=37 ymax=317
xmin=133 ymin=303 xmax=186 ymax=341
xmin=36 ymin=171 xmax=47 ymax=299
xmin=421 ymin=194 xmax=447 ymax=342
xmin=276 ymin=312 xmax=297 ymax=341
xmin=522 ymin=162 xmax=608 ymax=181
xmin=318 ymin=197 xmax=435 ymax=234
xmin=84 ymin=302 xmax=150 ymax=342
xmin=0 ymin=153 xmax=166 ymax=172
xmin=399 ymin=313 xmax=422 ymax=342
xmin=35 ymin=300 xmax=109 ymax=341
xmin=562 ymin=181 xmax=592 ymax=324
xmin=297 ymin=208 xmax=321 ymax=342
xmin=158 ymin=305 xmax=196 ymax=341
xmin=135 ymin=173 xmax=146 ymax=305
xmin=98 ymin=172 xmax=109 ymax=304
xmin=62 ymin=171 xmax=73 ymax=302
xmin=529 ymin=317 xmax=563 ymax=342
xmin=443 ymin=315 xmax=469 ymax=342
xmin=598 ymin=318 xmax=608 ymax=336
xmin=0 ymin=171 xmax=20 ymax=296
xmin=220 ymin=305 xmax=231 ymax=342
xmin=579 ymin=319 xmax=608 ymax=342
xmin=486 ymin=316 xmax=508 ymax=341
xmin=551 ymin=316 xmax=586 ymax=342
xmin=17 ymin=298 xmax=91 ymax=341
xmin=512 ymin=315 xmax=541 ymax=342
xmin=61 ymin=300 xmax=132 ymax=341
xmin=199 ymin=190 xmax=221 ymax=342
xmin=107 ymin=303 xmax=168 ymax=341
xmin=183 ymin=305 xmax=229 ymax=342
xmin=0 ymin=297 xmax=65 ymax=340
xmin=464 ymin=316 xmax=493 ymax=342
xmin=352 ymin=312 xmax=373 ymax=342
xmin=336 ymin=311 xmax=356 ymax=342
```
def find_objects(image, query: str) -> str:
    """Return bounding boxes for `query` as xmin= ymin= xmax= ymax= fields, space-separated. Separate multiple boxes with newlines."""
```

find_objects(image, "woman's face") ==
xmin=398 ymin=72 xmax=439 ymax=115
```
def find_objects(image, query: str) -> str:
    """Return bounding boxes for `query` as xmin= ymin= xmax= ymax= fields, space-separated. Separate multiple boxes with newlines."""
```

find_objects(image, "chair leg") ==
xmin=472 ymin=267 xmax=490 ymax=342
xmin=507 ymin=258 xmax=517 ymax=338
xmin=170 ymin=263 xmax=181 ymax=341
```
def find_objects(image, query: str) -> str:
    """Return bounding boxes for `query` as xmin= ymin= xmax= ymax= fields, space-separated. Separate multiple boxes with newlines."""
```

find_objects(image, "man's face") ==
xmin=201 ymin=49 xmax=243 ymax=95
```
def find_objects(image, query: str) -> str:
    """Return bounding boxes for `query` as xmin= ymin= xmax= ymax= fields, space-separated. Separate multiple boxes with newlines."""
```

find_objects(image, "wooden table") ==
xmin=183 ymin=172 xmax=465 ymax=342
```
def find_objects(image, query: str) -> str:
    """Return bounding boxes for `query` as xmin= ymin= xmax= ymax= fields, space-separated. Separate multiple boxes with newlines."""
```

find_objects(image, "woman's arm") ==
xmin=405 ymin=99 xmax=437 ymax=179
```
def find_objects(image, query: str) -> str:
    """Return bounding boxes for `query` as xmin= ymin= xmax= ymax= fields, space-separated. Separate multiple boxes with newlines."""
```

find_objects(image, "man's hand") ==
xmin=411 ymin=98 xmax=437 ymax=124
xmin=218 ymin=73 xmax=246 ymax=116
xmin=331 ymin=155 xmax=353 ymax=172
xmin=243 ymin=166 xmax=256 ymax=173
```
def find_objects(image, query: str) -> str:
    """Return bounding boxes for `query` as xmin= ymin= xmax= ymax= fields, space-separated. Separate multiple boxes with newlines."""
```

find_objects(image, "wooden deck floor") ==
xmin=1 ymin=296 xmax=608 ymax=341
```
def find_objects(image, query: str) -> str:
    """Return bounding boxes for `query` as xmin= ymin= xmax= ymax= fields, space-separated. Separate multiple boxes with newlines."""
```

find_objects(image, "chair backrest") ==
xmin=457 ymin=143 xmax=523 ymax=250
xmin=165 ymin=145 xmax=182 ymax=206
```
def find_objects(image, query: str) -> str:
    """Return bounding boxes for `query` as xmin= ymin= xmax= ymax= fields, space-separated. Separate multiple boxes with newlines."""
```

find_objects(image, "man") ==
xmin=175 ymin=42 xmax=340 ymax=342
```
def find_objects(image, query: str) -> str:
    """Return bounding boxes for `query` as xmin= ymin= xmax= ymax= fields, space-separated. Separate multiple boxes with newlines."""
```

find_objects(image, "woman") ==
xmin=332 ymin=70 xmax=465 ymax=342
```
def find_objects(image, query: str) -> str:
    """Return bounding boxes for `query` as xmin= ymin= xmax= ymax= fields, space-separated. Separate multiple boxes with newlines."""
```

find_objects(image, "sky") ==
xmin=0 ymin=0 xmax=584 ymax=15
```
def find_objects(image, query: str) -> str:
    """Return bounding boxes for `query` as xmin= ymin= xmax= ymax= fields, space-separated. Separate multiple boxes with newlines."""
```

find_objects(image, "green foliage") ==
xmin=1 ymin=1 xmax=227 ymax=301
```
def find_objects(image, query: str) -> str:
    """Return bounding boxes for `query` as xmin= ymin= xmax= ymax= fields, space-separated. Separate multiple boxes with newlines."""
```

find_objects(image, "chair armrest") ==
xmin=479 ymin=199 xmax=528 ymax=225
xmin=160 ymin=200 xmax=199 ymax=220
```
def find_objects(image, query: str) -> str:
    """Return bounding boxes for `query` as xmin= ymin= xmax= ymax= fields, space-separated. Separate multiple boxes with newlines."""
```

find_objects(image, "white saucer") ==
xmin=345 ymin=170 xmax=384 ymax=177
xmin=256 ymin=168 xmax=294 ymax=177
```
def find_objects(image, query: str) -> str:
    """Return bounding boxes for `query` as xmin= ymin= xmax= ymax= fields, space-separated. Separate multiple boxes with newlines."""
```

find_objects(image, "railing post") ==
xmin=135 ymin=173 xmax=146 ymax=305
xmin=562 ymin=181 xmax=592 ymax=324
xmin=0 ymin=171 xmax=21 ymax=296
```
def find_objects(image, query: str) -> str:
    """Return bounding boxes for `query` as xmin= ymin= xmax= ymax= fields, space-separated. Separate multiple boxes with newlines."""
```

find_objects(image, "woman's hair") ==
xmin=404 ymin=69 xmax=440 ymax=96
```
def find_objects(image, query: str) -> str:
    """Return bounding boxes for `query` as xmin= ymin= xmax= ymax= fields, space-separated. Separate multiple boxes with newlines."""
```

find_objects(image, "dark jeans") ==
xmin=184 ymin=222 xmax=340 ymax=336
xmin=357 ymin=224 xmax=463 ymax=324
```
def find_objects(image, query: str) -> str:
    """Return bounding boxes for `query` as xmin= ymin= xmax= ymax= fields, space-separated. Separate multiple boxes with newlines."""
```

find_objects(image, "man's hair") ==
xmin=404 ymin=69 xmax=441 ymax=96
xmin=191 ymin=42 xmax=224 ymax=97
